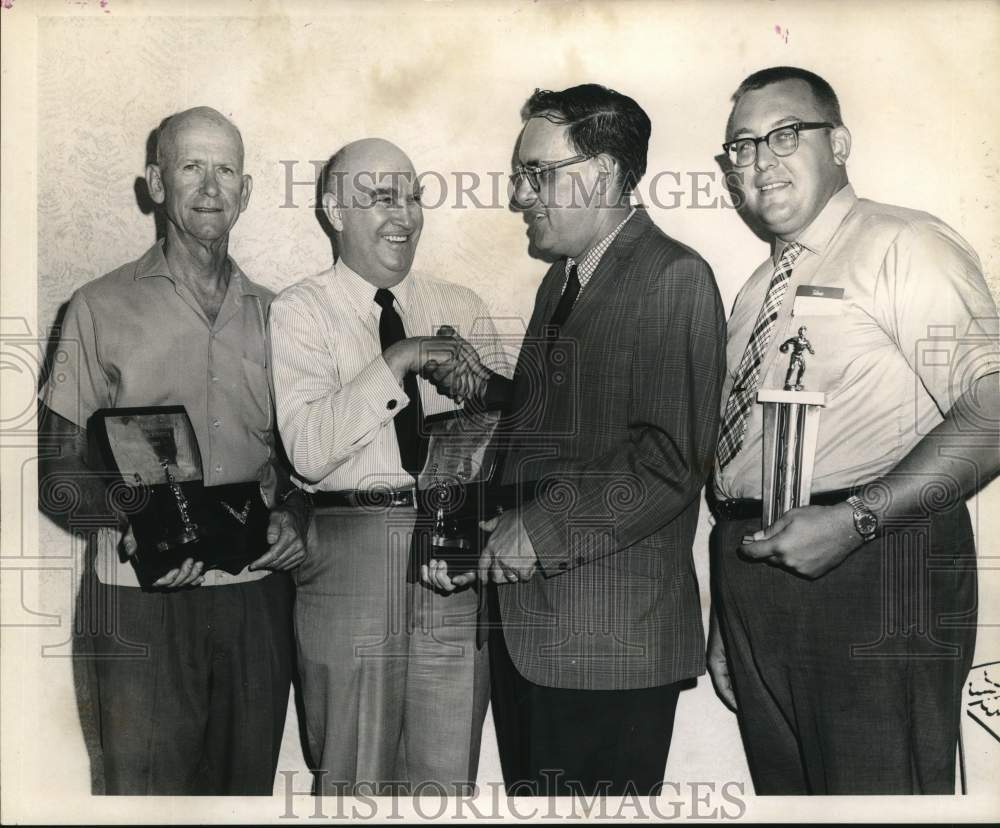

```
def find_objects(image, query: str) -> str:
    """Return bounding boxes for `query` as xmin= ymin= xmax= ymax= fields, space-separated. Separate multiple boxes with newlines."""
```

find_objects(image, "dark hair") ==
xmin=727 ymin=67 xmax=843 ymax=136
xmin=522 ymin=84 xmax=651 ymax=193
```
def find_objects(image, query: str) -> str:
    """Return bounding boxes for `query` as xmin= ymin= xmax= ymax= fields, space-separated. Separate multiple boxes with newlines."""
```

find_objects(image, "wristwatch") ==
xmin=846 ymin=495 xmax=878 ymax=542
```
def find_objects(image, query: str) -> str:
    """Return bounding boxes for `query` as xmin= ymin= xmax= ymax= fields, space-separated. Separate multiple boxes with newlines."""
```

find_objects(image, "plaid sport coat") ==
xmin=496 ymin=207 xmax=727 ymax=690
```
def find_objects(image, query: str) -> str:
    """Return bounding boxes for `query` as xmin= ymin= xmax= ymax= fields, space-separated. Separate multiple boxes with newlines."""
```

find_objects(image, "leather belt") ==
xmin=310 ymin=488 xmax=416 ymax=510
xmin=707 ymin=485 xmax=855 ymax=521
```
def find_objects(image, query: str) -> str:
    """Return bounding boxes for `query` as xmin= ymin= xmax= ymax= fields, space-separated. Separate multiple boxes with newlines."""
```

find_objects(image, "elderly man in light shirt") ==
xmin=38 ymin=107 xmax=308 ymax=795
xmin=268 ymin=138 xmax=508 ymax=794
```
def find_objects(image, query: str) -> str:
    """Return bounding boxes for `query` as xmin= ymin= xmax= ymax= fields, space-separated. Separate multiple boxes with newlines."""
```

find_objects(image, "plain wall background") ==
xmin=4 ymin=0 xmax=999 ymax=822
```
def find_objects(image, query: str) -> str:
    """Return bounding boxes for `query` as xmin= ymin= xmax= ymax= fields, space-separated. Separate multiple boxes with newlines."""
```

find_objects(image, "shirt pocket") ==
xmin=241 ymin=356 xmax=272 ymax=433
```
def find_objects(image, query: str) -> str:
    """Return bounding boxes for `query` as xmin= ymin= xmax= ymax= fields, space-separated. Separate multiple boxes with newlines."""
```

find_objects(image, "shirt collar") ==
xmin=566 ymin=207 xmax=637 ymax=279
xmin=133 ymin=239 xmax=261 ymax=296
xmin=776 ymin=183 xmax=857 ymax=260
xmin=333 ymin=259 xmax=414 ymax=318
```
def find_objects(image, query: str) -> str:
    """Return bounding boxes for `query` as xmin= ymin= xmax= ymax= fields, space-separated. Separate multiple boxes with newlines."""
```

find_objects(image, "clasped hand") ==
xmin=383 ymin=326 xmax=490 ymax=404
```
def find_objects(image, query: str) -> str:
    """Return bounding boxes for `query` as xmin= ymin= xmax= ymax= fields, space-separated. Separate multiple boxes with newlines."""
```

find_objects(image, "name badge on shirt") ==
xmin=792 ymin=285 xmax=844 ymax=317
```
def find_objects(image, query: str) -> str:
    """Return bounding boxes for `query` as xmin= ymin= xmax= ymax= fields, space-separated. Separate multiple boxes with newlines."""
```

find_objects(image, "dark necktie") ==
xmin=374 ymin=288 xmax=427 ymax=476
xmin=546 ymin=263 xmax=581 ymax=337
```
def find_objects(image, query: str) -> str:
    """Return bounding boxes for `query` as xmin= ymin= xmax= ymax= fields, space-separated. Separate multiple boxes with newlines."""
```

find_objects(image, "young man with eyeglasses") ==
xmin=707 ymin=66 xmax=999 ymax=794
xmin=423 ymin=83 xmax=727 ymax=795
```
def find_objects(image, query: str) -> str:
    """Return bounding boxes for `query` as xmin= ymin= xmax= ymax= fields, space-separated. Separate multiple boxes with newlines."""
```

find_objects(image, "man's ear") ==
xmin=594 ymin=153 xmax=622 ymax=202
xmin=830 ymin=125 xmax=852 ymax=166
xmin=145 ymin=164 xmax=166 ymax=205
xmin=239 ymin=174 xmax=253 ymax=213
xmin=322 ymin=191 xmax=344 ymax=232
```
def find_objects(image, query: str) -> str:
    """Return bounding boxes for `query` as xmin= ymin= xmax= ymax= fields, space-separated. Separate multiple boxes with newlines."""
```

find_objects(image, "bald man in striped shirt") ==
xmin=268 ymin=138 xmax=508 ymax=794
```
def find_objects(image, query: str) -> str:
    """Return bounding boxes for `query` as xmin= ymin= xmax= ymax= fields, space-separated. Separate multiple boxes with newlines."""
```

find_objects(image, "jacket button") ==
xmin=387 ymin=399 xmax=397 ymax=410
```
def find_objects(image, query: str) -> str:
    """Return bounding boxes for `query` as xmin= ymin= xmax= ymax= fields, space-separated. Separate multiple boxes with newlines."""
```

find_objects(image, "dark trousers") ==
xmin=712 ymin=502 xmax=977 ymax=795
xmin=488 ymin=587 xmax=681 ymax=796
xmin=80 ymin=572 xmax=294 ymax=795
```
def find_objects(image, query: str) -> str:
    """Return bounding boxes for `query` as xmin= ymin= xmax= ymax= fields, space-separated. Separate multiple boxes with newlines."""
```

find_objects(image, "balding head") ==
xmin=320 ymin=138 xmax=423 ymax=288
xmin=322 ymin=138 xmax=415 ymax=205
xmin=156 ymin=107 xmax=244 ymax=170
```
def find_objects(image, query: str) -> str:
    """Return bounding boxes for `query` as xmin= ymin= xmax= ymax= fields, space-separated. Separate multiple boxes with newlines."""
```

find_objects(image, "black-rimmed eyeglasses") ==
xmin=509 ymin=154 xmax=595 ymax=195
xmin=723 ymin=122 xmax=834 ymax=168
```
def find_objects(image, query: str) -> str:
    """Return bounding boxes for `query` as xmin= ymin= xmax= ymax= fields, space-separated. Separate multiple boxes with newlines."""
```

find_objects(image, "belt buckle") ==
xmin=388 ymin=488 xmax=414 ymax=508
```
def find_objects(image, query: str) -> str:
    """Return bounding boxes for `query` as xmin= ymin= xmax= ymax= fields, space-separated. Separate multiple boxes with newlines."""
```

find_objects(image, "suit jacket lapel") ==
xmin=531 ymin=261 xmax=570 ymax=337
xmin=559 ymin=207 xmax=652 ymax=334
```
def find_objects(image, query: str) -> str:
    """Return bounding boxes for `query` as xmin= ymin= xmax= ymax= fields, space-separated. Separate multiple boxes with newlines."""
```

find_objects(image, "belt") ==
xmin=707 ymin=485 xmax=855 ymax=521
xmin=310 ymin=488 xmax=416 ymax=510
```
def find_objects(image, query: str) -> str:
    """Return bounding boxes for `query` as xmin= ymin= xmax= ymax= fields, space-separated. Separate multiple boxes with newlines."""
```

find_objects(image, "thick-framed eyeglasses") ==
xmin=509 ymin=153 xmax=595 ymax=194
xmin=723 ymin=122 xmax=834 ymax=167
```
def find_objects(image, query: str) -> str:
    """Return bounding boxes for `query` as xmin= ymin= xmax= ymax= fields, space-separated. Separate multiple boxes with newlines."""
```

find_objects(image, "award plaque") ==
xmin=757 ymin=327 xmax=825 ymax=526
xmin=90 ymin=406 xmax=270 ymax=587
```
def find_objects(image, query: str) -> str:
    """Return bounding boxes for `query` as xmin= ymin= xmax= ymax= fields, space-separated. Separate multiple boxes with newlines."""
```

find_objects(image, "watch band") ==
xmin=847 ymin=495 xmax=878 ymax=541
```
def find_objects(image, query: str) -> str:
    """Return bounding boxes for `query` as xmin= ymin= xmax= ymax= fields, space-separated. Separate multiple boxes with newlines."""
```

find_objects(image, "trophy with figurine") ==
xmin=757 ymin=326 xmax=826 ymax=526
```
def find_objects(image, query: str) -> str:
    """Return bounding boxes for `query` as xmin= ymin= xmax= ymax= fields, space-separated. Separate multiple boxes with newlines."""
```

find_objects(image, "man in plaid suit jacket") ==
xmin=424 ymin=84 xmax=727 ymax=795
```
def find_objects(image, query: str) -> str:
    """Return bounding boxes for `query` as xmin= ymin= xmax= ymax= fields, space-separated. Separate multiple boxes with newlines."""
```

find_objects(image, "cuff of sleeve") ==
xmin=521 ymin=500 xmax=577 ymax=577
xmin=353 ymin=355 xmax=410 ymax=422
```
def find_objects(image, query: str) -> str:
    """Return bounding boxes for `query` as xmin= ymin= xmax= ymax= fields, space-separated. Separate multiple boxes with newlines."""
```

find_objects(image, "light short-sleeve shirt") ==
xmin=715 ymin=185 xmax=999 ymax=500
xmin=42 ymin=241 xmax=278 ymax=586
xmin=268 ymin=262 xmax=509 ymax=492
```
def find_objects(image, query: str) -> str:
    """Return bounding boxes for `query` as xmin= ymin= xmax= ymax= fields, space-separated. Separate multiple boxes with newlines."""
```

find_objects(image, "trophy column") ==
xmin=757 ymin=389 xmax=826 ymax=526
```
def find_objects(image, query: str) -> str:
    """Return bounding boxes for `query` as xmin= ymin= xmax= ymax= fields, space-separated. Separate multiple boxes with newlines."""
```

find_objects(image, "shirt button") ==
xmin=387 ymin=400 xmax=397 ymax=410
xmin=212 ymin=418 xmax=221 ymax=428
xmin=558 ymin=562 xmax=567 ymax=570
xmin=215 ymin=464 xmax=223 ymax=473
xmin=211 ymin=376 xmax=219 ymax=383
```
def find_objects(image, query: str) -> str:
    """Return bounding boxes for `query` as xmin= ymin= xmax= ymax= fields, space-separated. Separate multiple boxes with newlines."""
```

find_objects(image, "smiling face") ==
xmin=728 ymin=78 xmax=850 ymax=241
xmin=147 ymin=110 xmax=251 ymax=245
xmin=512 ymin=116 xmax=609 ymax=259
xmin=323 ymin=138 xmax=423 ymax=289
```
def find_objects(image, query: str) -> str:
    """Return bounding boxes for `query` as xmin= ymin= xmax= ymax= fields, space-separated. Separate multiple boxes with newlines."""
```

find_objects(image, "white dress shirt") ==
xmin=268 ymin=261 xmax=508 ymax=492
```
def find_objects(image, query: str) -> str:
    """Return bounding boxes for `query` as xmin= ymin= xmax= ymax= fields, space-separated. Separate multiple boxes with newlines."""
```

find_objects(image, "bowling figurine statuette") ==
xmin=757 ymin=327 xmax=826 ymax=526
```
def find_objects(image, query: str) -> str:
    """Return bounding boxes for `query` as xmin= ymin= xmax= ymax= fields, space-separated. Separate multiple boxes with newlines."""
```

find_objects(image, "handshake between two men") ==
xmin=383 ymin=325 xmax=493 ymax=406
xmin=383 ymin=326 xmax=539 ymax=593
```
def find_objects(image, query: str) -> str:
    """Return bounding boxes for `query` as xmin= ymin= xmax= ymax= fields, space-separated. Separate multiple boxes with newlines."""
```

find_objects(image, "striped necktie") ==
xmin=716 ymin=242 xmax=804 ymax=470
